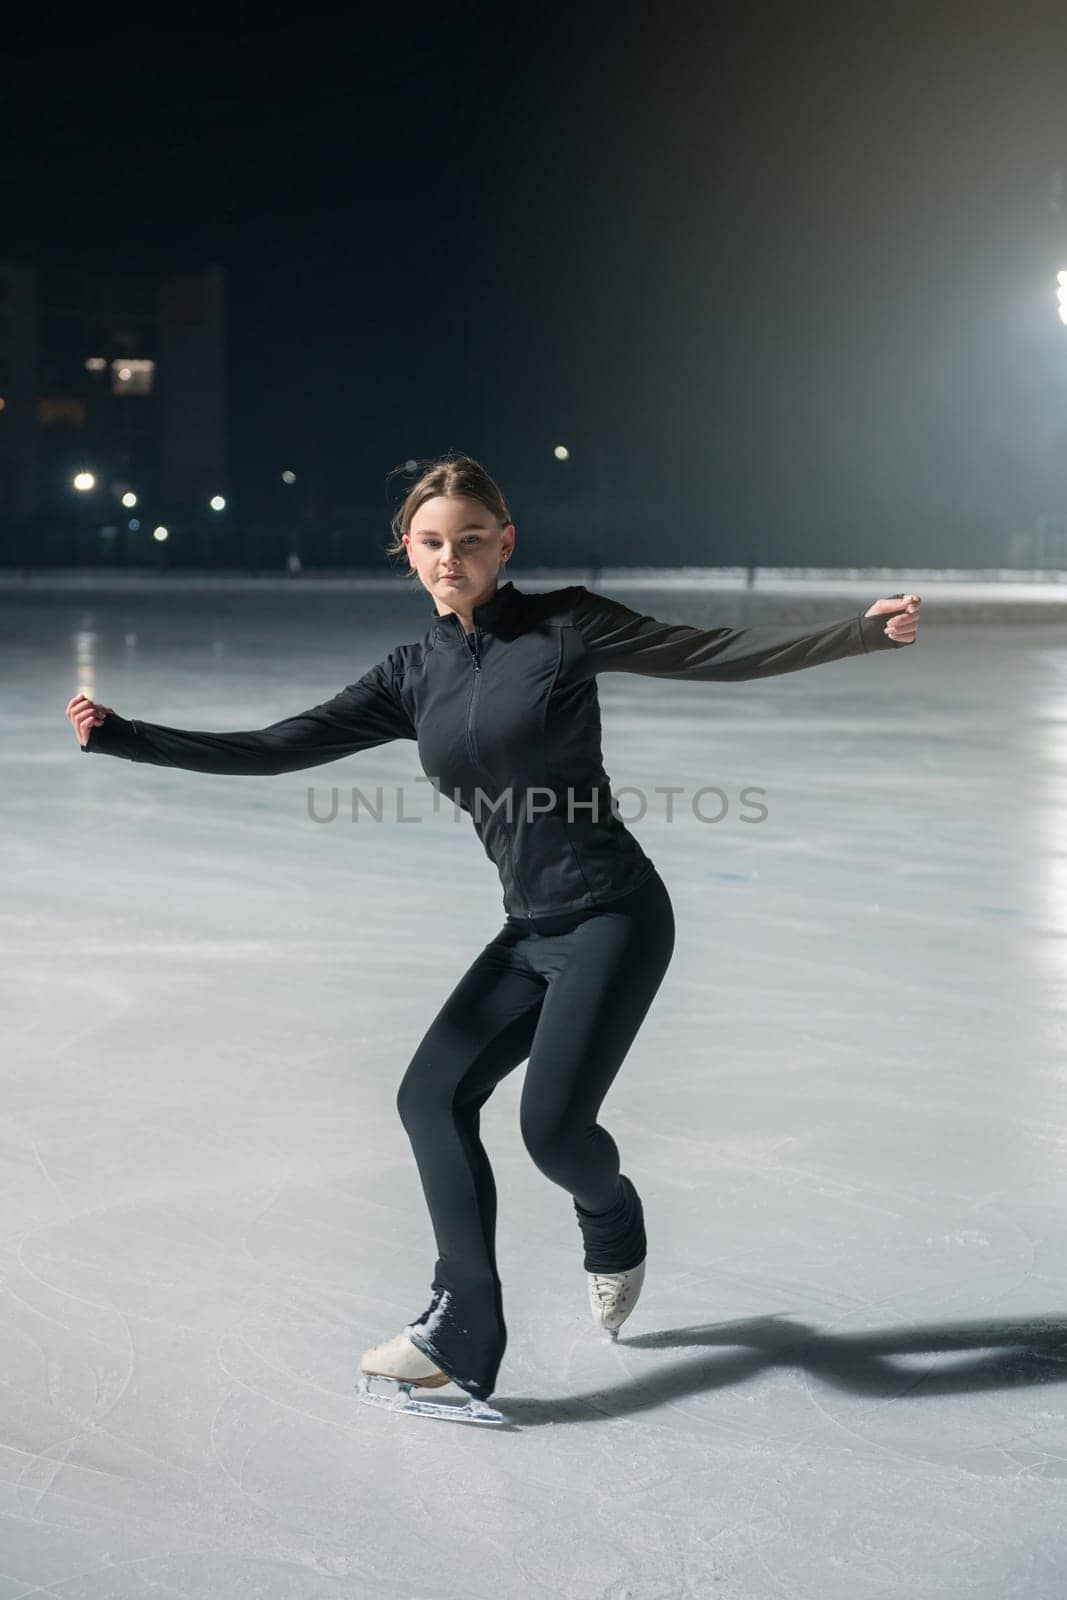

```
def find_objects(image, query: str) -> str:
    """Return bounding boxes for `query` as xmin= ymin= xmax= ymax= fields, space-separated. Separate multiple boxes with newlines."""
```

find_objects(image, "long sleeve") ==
xmin=569 ymin=586 xmax=914 ymax=682
xmin=80 ymin=655 xmax=416 ymax=775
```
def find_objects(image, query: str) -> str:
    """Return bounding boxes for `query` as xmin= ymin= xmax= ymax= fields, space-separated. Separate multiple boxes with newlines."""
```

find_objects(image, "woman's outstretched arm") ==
xmin=569 ymin=587 xmax=921 ymax=680
xmin=68 ymin=655 xmax=415 ymax=775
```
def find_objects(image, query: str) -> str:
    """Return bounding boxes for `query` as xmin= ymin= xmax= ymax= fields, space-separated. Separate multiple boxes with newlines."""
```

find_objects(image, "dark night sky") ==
xmin=7 ymin=2 xmax=1067 ymax=564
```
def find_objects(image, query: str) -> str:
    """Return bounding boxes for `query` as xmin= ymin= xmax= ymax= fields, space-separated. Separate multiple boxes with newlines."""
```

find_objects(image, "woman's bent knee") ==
xmin=396 ymin=1065 xmax=436 ymax=1129
xmin=520 ymin=1113 xmax=587 ymax=1180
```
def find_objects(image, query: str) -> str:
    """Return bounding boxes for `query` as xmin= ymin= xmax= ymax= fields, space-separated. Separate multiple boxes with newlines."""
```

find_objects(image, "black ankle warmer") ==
xmin=573 ymin=1173 xmax=646 ymax=1273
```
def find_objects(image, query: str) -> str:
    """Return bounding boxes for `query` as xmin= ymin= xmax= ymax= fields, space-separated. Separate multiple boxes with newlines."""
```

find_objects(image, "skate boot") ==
xmin=587 ymin=1259 xmax=646 ymax=1339
xmin=574 ymin=1172 xmax=647 ymax=1340
xmin=356 ymin=1332 xmax=503 ymax=1426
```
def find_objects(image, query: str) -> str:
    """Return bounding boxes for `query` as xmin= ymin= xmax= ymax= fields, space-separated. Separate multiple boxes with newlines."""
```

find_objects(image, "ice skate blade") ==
xmin=356 ymin=1373 xmax=503 ymax=1426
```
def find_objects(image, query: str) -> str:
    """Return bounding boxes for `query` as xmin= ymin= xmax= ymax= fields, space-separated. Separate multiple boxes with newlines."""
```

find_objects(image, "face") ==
xmin=403 ymin=495 xmax=516 ymax=614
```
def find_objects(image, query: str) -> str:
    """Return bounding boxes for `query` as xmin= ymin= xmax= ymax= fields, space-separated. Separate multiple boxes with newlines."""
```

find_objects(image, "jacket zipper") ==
xmin=456 ymin=616 xmax=530 ymax=916
xmin=460 ymin=621 xmax=481 ymax=673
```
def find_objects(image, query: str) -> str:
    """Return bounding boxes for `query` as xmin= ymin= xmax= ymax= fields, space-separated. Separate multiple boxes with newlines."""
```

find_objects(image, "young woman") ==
xmin=68 ymin=454 xmax=922 ymax=1427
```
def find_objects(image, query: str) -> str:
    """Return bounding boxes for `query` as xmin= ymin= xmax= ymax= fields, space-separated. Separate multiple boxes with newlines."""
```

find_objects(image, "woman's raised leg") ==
xmin=517 ymin=870 xmax=676 ymax=1264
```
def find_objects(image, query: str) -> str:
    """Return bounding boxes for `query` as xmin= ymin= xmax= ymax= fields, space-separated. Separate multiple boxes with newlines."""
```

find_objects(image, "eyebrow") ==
xmin=412 ymin=522 xmax=489 ymax=537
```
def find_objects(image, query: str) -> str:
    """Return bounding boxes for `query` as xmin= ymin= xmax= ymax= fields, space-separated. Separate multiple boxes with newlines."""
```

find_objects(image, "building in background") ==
xmin=0 ymin=263 xmax=40 ymax=522
xmin=158 ymin=269 xmax=227 ymax=513
xmin=0 ymin=259 xmax=227 ymax=529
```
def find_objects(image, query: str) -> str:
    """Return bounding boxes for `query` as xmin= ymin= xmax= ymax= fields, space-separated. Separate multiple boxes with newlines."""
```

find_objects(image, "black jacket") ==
xmin=82 ymin=581 xmax=913 ymax=918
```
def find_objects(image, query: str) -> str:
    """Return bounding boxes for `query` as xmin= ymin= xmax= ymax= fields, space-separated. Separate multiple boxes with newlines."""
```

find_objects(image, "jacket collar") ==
xmin=428 ymin=579 xmax=519 ymax=637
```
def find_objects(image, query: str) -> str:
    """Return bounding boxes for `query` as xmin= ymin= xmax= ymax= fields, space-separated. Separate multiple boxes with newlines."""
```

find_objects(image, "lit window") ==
xmin=110 ymin=358 xmax=155 ymax=396
xmin=38 ymin=397 xmax=87 ymax=428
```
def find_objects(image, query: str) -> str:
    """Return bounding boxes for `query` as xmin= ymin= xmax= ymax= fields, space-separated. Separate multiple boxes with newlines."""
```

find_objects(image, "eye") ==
xmin=417 ymin=534 xmax=483 ymax=545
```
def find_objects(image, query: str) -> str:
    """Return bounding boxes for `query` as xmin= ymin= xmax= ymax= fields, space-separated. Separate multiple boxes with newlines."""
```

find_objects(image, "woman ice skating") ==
xmin=68 ymin=453 xmax=922 ymax=1427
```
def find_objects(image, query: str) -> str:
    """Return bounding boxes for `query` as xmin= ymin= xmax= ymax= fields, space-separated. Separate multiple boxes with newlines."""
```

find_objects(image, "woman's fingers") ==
xmin=68 ymin=696 xmax=112 ymax=745
xmin=885 ymin=594 xmax=921 ymax=641
xmin=66 ymin=695 xmax=113 ymax=721
xmin=67 ymin=695 xmax=100 ymax=721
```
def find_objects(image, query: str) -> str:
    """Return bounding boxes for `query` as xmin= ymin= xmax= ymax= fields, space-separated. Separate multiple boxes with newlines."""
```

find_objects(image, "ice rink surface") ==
xmin=4 ymin=574 xmax=1067 ymax=1598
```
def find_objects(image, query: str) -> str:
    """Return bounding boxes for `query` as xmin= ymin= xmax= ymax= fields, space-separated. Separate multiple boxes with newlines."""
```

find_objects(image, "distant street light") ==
xmin=152 ymin=525 xmax=169 ymax=542
xmin=553 ymin=445 xmax=570 ymax=461
xmin=281 ymin=470 xmax=296 ymax=485
xmin=209 ymin=495 xmax=226 ymax=511
xmin=72 ymin=471 xmax=96 ymax=492
xmin=121 ymin=491 xmax=138 ymax=508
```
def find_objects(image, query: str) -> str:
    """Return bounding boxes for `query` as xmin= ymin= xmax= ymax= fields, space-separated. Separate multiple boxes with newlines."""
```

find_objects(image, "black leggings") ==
xmin=395 ymin=866 xmax=676 ymax=1401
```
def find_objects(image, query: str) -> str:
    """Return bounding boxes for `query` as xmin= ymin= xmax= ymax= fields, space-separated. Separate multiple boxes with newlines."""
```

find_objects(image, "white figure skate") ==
xmin=356 ymin=1331 xmax=503 ymax=1426
xmin=587 ymin=1258 xmax=646 ymax=1340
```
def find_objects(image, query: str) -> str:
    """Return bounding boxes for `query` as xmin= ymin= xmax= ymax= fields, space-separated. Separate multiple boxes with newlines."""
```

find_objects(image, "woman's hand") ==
xmin=864 ymin=593 xmax=922 ymax=644
xmin=66 ymin=693 xmax=116 ymax=747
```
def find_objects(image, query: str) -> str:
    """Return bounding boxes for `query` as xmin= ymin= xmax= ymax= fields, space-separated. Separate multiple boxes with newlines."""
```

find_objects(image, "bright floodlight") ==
xmin=209 ymin=495 xmax=226 ymax=511
xmin=121 ymin=491 xmax=137 ymax=509
xmin=72 ymin=471 xmax=96 ymax=492
xmin=1058 ymin=270 xmax=1067 ymax=325
xmin=553 ymin=445 xmax=570 ymax=461
xmin=281 ymin=469 xmax=296 ymax=484
xmin=152 ymin=525 xmax=169 ymax=541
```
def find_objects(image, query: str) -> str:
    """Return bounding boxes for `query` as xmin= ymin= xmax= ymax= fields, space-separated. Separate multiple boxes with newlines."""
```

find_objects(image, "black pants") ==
xmin=395 ymin=866 xmax=676 ymax=1401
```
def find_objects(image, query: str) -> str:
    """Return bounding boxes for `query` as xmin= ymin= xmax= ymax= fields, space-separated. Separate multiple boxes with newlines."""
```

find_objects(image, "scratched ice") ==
xmin=3 ymin=573 xmax=1067 ymax=1599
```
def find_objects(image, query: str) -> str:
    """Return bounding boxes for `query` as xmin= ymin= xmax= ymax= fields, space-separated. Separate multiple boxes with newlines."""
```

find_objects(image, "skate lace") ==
xmin=592 ymin=1273 xmax=628 ymax=1307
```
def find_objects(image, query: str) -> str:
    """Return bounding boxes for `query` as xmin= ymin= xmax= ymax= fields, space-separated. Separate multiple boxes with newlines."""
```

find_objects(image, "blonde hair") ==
xmin=385 ymin=453 xmax=513 ymax=580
